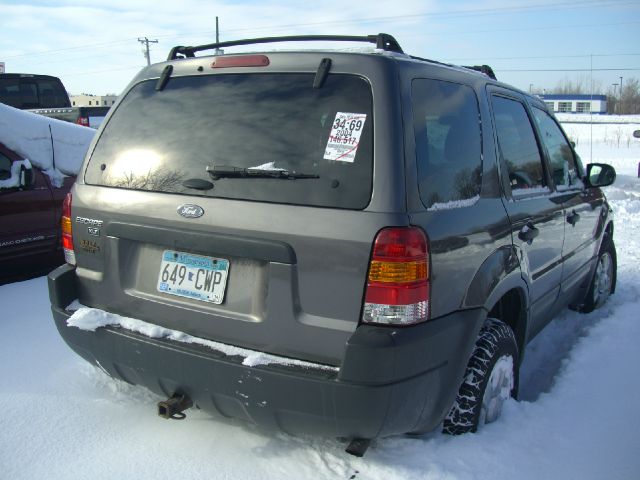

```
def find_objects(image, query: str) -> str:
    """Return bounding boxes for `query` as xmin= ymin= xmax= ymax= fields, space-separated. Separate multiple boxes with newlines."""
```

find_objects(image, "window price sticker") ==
xmin=323 ymin=112 xmax=367 ymax=163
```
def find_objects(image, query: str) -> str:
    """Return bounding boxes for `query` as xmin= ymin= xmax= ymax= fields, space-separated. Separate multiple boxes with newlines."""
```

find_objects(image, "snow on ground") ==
xmin=0 ymin=103 xmax=94 ymax=182
xmin=0 ymin=124 xmax=639 ymax=479
xmin=559 ymin=114 xmax=640 ymax=163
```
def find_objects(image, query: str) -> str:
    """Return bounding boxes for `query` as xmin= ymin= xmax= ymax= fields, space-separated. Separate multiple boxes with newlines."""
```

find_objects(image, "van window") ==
xmin=85 ymin=73 xmax=373 ymax=210
xmin=412 ymin=79 xmax=482 ymax=209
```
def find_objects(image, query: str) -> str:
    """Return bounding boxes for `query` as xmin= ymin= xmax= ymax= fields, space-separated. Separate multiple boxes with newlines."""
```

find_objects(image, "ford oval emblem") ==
xmin=177 ymin=204 xmax=204 ymax=218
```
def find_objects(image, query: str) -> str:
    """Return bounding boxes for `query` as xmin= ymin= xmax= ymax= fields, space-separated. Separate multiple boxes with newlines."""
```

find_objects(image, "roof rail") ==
xmin=167 ymin=33 xmax=404 ymax=60
xmin=463 ymin=65 xmax=497 ymax=80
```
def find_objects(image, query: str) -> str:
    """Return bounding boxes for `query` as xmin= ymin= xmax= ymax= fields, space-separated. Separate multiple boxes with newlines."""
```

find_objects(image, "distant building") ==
xmin=71 ymin=94 xmax=118 ymax=107
xmin=538 ymin=94 xmax=607 ymax=114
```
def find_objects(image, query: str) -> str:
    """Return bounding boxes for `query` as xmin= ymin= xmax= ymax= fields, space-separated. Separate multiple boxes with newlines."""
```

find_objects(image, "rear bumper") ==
xmin=49 ymin=264 xmax=484 ymax=439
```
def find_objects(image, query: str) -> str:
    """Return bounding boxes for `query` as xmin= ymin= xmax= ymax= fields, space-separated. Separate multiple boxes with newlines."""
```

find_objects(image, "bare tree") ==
xmin=552 ymin=75 xmax=603 ymax=95
xmin=619 ymin=78 xmax=640 ymax=114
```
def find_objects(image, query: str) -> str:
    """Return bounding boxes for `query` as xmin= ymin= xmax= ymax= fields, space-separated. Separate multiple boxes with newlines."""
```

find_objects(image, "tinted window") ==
xmin=0 ymin=77 xmax=70 ymax=109
xmin=532 ymin=107 xmax=583 ymax=189
xmin=412 ymin=79 xmax=482 ymax=208
xmin=491 ymin=96 xmax=547 ymax=194
xmin=0 ymin=153 xmax=11 ymax=181
xmin=86 ymin=74 xmax=373 ymax=210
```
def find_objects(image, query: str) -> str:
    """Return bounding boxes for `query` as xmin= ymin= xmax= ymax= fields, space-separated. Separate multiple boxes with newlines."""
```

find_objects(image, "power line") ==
xmin=185 ymin=0 xmax=636 ymax=36
xmin=498 ymin=67 xmax=640 ymax=72
xmin=3 ymin=0 xmax=637 ymax=61
xmin=3 ymin=38 xmax=135 ymax=60
xmin=422 ymin=20 xmax=640 ymax=41
xmin=447 ymin=53 xmax=640 ymax=62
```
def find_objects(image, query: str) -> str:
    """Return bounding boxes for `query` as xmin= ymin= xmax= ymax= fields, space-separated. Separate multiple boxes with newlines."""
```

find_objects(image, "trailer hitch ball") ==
xmin=158 ymin=394 xmax=193 ymax=420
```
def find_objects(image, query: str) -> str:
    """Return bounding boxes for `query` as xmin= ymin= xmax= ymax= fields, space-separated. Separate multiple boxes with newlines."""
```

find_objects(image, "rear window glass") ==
xmin=85 ymin=73 xmax=373 ymax=210
xmin=412 ymin=79 xmax=482 ymax=209
xmin=0 ymin=77 xmax=70 ymax=109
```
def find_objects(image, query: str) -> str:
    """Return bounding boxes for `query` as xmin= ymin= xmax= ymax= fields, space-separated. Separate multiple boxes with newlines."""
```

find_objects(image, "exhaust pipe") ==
xmin=158 ymin=394 xmax=193 ymax=420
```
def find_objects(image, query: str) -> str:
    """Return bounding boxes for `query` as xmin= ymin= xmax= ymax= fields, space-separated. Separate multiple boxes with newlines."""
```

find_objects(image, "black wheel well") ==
xmin=605 ymin=221 xmax=614 ymax=239
xmin=487 ymin=289 xmax=526 ymax=359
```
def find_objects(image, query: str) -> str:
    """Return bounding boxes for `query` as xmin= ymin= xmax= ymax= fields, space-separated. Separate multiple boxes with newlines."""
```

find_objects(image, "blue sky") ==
xmin=1 ymin=0 xmax=639 ymax=95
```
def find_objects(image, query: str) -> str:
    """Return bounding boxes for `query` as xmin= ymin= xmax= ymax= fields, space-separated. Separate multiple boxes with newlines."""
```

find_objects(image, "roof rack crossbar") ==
xmin=462 ymin=65 xmax=497 ymax=80
xmin=167 ymin=33 xmax=404 ymax=60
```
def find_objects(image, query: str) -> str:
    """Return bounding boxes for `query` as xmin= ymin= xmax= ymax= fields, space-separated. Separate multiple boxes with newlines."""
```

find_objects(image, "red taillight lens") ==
xmin=362 ymin=227 xmax=430 ymax=325
xmin=211 ymin=55 xmax=270 ymax=68
xmin=61 ymin=193 xmax=76 ymax=265
xmin=76 ymin=117 xmax=89 ymax=127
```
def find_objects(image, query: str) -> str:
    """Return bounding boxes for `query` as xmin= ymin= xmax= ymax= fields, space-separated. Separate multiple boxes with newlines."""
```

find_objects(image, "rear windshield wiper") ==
xmin=206 ymin=165 xmax=319 ymax=180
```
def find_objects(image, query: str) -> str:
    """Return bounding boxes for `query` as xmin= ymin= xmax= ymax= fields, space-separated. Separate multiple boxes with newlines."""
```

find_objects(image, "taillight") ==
xmin=76 ymin=117 xmax=89 ymax=127
xmin=362 ymin=227 xmax=430 ymax=326
xmin=61 ymin=193 xmax=76 ymax=265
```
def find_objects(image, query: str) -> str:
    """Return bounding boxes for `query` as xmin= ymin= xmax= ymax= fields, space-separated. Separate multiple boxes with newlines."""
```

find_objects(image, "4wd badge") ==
xmin=177 ymin=204 xmax=204 ymax=218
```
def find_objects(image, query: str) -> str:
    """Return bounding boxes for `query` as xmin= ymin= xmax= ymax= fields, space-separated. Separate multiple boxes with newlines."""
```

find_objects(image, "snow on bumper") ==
xmin=48 ymin=264 xmax=483 ymax=438
xmin=66 ymin=305 xmax=339 ymax=372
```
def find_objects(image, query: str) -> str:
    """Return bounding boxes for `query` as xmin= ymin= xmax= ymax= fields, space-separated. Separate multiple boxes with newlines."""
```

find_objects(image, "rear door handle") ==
xmin=567 ymin=211 xmax=581 ymax=225
xmin=518 ymin=223 xmax=539 ymax=244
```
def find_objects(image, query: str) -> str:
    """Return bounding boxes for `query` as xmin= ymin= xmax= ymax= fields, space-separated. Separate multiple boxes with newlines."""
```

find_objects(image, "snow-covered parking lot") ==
xmin=1 ymin=119 xmax=639 ymax=479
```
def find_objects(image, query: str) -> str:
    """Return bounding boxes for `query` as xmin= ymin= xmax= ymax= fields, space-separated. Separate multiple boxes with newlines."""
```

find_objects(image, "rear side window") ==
xmin=412 ymin=79 xmax=482 ymax=209
xmin=491 ymin=96 xmax=547 ymax=194
xmin=85 ymin=73 xmax=373 ymax=210
xmin=0 ymin=77 xmax=70 ymax=109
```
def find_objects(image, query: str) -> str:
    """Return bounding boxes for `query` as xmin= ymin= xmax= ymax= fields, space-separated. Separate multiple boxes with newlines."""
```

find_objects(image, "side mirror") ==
xmin=19 ymin=164 xmax=34 ymax=189
xmin=586 ymin=163 xmax=616 ymax=188
xmin=570 ymin=140 xmax=576 ymax=148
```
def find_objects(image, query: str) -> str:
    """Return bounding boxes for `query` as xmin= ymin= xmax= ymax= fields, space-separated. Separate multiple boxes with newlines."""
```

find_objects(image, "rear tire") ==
xmin=443 ymin=318 xmax=518 ymax=435
xmin=580 ymin=234 xmax=616 ymax=313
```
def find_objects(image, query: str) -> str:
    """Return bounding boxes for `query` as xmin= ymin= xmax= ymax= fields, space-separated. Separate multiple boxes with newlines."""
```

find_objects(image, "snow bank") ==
xmin=1 ymin=118 xmax=639 ymax=480
xmin=0 ymin=103 xmax=94 ymax=179
xmin=556 ymin=113 xmax=640 ymax=124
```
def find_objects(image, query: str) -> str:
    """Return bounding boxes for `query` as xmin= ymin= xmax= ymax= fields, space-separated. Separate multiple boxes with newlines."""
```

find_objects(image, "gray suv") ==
xmin=48 ymin=34 xmax=616 ymax=456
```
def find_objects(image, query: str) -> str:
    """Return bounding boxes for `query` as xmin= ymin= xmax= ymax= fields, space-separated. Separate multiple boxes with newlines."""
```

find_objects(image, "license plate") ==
xmin=157 ymin=250 xmax=229 ymax=304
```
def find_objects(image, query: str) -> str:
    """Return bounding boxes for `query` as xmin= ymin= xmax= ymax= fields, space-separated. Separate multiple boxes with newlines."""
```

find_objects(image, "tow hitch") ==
xmin=158 ymin=394 xmax=193 ymax=420
xmin=345 ymin=438 xmax=371 ymax=457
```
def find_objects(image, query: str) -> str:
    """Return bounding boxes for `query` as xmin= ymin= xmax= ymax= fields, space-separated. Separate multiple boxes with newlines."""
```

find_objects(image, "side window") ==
xmin=491 ymin=96 xmax=547 ymax=194
xmin=412 ymin=79 xmax=482 ymax=209
xmin=0 ymin=153 xmax=11 ymax=181
xmin=532 ymin=107 xmax=583 ymax=190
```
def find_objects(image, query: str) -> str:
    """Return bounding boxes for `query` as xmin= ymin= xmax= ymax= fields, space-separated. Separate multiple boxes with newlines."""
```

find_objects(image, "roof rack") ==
xmin=462 ymin=65 xmax=497 ymax=80
xmin=409 ymin=55 xmax=497 ymax=81
xmin=167 ymin=33 xmax=404 ymax=60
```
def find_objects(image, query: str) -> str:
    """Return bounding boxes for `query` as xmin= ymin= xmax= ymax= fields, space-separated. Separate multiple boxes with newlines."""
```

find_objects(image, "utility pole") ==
xmin=619 ymin=76 xmax=624 ymax=114
xmin=138 ymin=37 xmax=159 ymax=66
xmin=214 ymin=16 xmax=223 ymax=55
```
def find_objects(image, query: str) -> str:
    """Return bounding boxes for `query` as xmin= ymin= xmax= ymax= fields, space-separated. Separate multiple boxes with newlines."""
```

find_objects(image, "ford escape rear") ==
xmin=47 ymin=34 xmax=616 ymax=456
